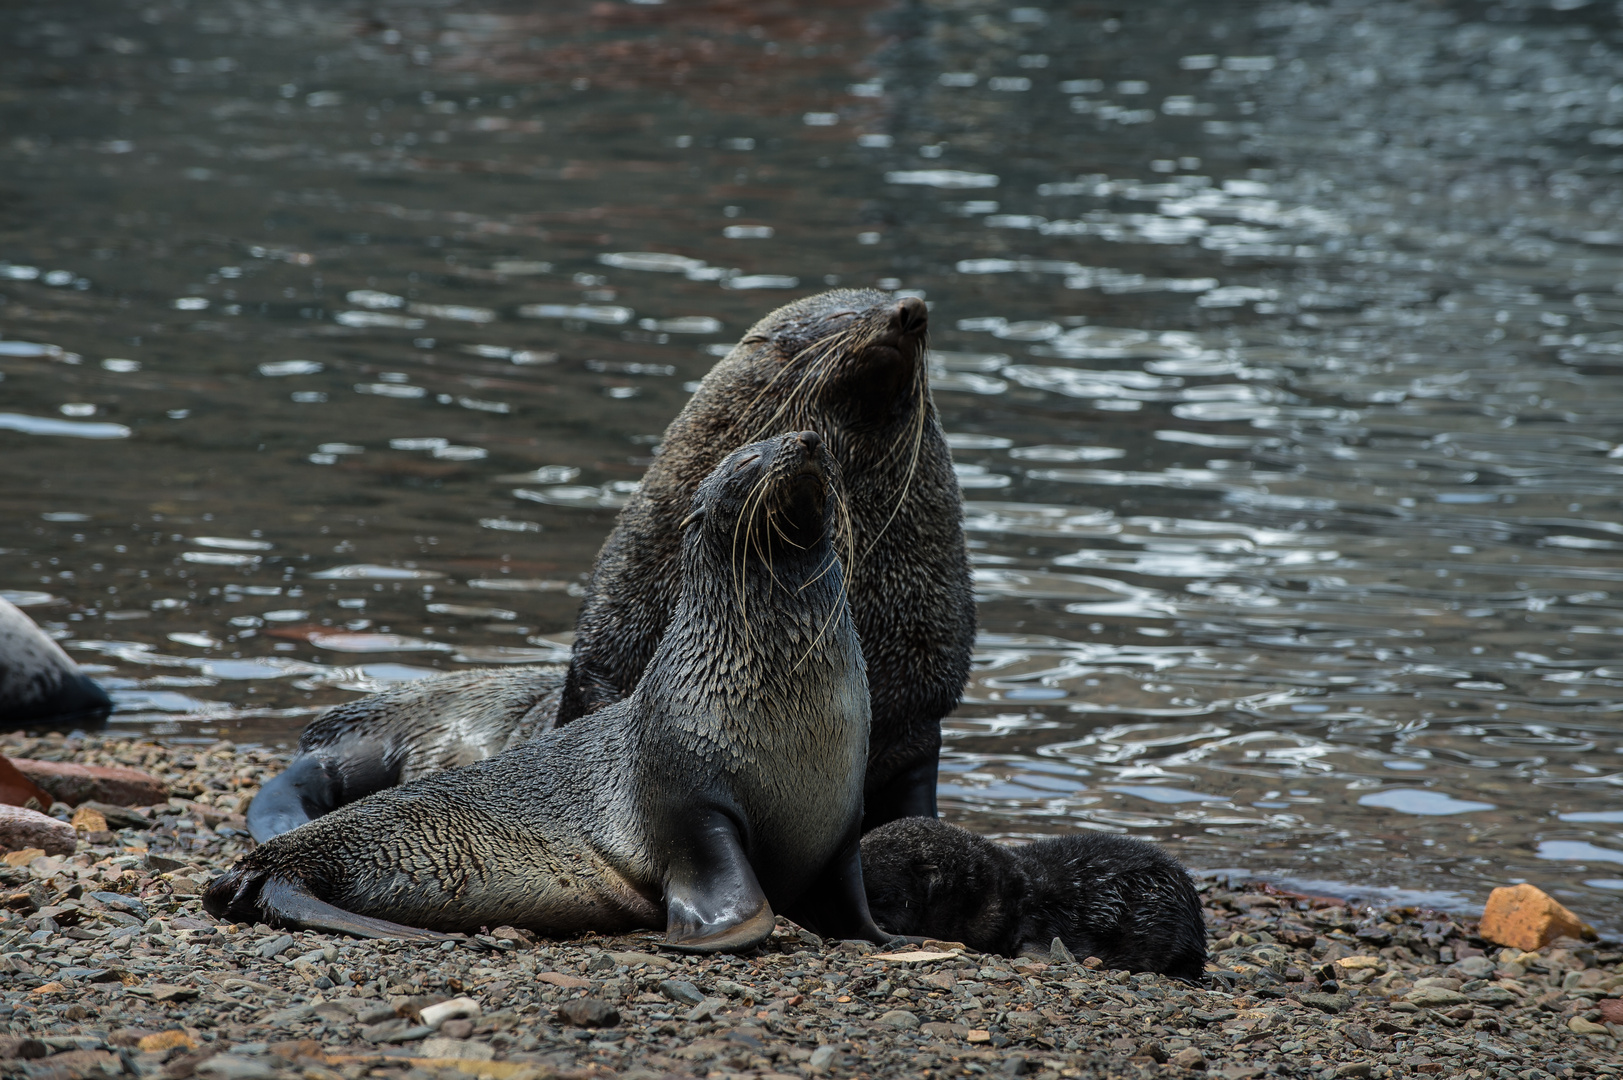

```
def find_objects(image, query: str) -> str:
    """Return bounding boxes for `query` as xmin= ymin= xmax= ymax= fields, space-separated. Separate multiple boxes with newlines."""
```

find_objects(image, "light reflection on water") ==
xmin=3 ymin=0 xmax=1623 ymax=927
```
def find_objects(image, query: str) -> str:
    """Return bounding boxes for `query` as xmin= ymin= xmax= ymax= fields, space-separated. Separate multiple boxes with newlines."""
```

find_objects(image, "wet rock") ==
xmin=1479 ymin=884 xmax=1593 ymax=951
xmin=0 ymin=805 xmax=75 ymax=856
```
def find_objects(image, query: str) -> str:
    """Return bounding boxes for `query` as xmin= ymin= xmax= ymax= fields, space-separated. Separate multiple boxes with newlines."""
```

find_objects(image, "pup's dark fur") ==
xmin=861 ymin=818 xmax=1207 ymax=982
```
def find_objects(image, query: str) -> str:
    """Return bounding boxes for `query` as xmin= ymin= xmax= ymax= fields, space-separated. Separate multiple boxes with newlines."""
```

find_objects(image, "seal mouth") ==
xmin=770 ymin=431 xmax=830 ymax=550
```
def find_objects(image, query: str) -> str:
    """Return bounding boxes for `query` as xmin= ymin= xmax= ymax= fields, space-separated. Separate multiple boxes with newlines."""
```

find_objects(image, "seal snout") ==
xmin=891 ymin=295 xmax=928 ymax=336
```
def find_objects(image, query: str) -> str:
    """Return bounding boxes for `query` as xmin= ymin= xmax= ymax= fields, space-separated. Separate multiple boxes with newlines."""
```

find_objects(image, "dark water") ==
xmin=5 ymin=0 xmax=1623 ymax=929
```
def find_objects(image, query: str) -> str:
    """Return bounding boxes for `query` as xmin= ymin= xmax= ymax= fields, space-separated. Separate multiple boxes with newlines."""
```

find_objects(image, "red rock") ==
xmin=5 ymin=758 xmax=167 ymax=807
xmin=1478 ymin=883 xmax=1592 ymax=951
xmin=0 ymin=805 xmax=75 ymax=856
xmin=0 ymin=759 xmax=52 ymax=809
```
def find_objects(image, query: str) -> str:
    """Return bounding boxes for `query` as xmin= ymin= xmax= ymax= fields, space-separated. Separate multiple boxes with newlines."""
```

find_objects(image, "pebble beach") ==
xmin=0 ymin=733 xmax=1618 ymax=1080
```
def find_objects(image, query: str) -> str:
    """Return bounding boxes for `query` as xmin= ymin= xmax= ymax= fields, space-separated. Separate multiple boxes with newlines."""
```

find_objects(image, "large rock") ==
xmin=5 ymin=758 xmax=167 ymax=807
xmin=0 ymin=805 xmax=75 ymax=856
xmin=0 ymin=758 xmax=51 ymax=808
xmin=1479 ymin=883 xmax=1592 ymax=951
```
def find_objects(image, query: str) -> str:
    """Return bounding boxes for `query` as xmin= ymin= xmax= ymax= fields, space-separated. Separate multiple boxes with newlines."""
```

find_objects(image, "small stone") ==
xmin=257 ymin=934 xmax=295 ymax=959
xmin=535 ymin=971 xmax=592 ymax=989
xmin=1 ymin=848 xmax=45 ymax=867
xmin=1334 ymin=1065 xmax=1372 ymax=1079
xmin=1404 ymin=988 xmax=1468 ymax=1008
xmin=1598 ymin=999 xmax=1623 ymax=1025
xmin=808 ymin=1045 xmax=838 ymax=1071
xmin=1478 ymin=883 xmax=1592 ymax=951
xmin=438 ymin=1019 xmax=474 ymax=1040
xmin=1449 ymin=955 xmax=1496 ymax=979
xmin=196 ymin=1055 xmax=277 ymax=1080
xmin=137 ymin=1031 xmax=197 ymax=1054
xmin=682 ymin=997 xmax=724 ymax=1023
xmin=0 ymin=805 xmax=75 ymax=856
xmin=1568 ymin=1016 xmax=1609 ymax=1036
xmin=1298 ymin=992 xmax=1349 ymax=1014
xmin=878 ymin=1009 xmax=919 ymax=1030
xmin=419 ymin=1037 xmax=494 ymax=1060
xmin=69 ymin=806 xmax=107 ymax=833
xmin=419 ymin=996 xmax=480 ymax=1029
xmin=1049 ymin=937 xmax=1075 ymax=964
xmin=557 ymin=997 xmax=619 ymax=1028
xmin=87 ymin=891 xmax=149 ymax=921
xmin=1081 ymin=956 xmax=1103 ymax=970
xmin=965 ymin=1030 xmax=991 ymax=1044
xmin=1170 ymin=1046 xmax=1206 ymax=1070
xmin=658 ymin=979 xmax=704 ymax=1005
xmin=1465 ymin=986 xmax=1515 ymax=1007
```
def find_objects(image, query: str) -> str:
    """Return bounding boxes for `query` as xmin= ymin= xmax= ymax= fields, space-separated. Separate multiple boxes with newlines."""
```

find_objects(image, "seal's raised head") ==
xmin=684 ymin=430 xmax=838 ymax=569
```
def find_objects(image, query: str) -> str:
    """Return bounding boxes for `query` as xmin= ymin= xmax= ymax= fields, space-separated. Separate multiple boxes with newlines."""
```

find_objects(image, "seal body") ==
xmin=211 ymin=433 xmax=891 ymax=951
xmin=253 ymin=289 xmax=973 ymax=840
xmin=861 ymin=818 xmax=1208 ymax=982
xmin=0 ymin=598 xmax=111 ymax=729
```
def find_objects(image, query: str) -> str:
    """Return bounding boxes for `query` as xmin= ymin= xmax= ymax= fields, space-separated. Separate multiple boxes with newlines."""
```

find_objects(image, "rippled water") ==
xmin=4 ymin=0 xmax=1623 ymax=929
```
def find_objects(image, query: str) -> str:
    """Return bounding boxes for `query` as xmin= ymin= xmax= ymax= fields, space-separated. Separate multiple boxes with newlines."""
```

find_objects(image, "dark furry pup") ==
xmin=861 ymin=818 xmax=1207 ymax=983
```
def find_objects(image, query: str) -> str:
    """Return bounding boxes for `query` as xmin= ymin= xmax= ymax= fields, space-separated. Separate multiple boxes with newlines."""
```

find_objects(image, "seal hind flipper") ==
xmin=662 ymin=809 xmax=776 ymax=954
xmin=247 ymin=750 xmax=383 ymax=843
xmin=247 ymin=668 xmax=565 ymax=841
xmin=205 ymin=865 xmax=448 ymax=940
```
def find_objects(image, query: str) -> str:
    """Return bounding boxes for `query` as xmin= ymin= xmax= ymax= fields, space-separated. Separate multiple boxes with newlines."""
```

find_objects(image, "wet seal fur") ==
xmin=861 ymin=818 xmax=1208 ymax=982
xmin=251 ymin=289 xmax=972 ymax=841
xmin=0 ymin=597 xmax=111 ymax=729
xmin=210 ymin=432 xmax=894 ymax=952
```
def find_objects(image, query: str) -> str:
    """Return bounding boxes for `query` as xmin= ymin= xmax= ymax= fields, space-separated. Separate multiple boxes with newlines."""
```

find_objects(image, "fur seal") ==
xmin=210 ymin=432 xmax=893 ymax=952
xmin=860 ymin=818 xmax=1208 ymax=982
xmin=251 ymin=289 xmax=973 ymax=840
xmin=0 ymin=597 xmax=112 ymax=729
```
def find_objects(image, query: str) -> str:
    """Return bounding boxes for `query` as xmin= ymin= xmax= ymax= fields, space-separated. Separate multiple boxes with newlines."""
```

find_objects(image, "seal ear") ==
xmin=679 ymin=509 xmax=705 ymax=530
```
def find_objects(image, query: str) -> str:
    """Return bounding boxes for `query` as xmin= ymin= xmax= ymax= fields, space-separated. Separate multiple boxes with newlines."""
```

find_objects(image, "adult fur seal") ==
xmin=251 ymin=289 xmax=973 ymax=840
xmin=0 ymin=597 xmax=112 ymax=728
xmin=860 ymin=818 xmax=1207 ymax=982
xmin=210 ymin=432 xmax=893 ymax=951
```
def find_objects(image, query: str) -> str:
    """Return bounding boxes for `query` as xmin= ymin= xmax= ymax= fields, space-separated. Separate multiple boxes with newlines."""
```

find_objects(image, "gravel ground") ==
xmin=0 ymin=733 xmax=1619 ymax=1080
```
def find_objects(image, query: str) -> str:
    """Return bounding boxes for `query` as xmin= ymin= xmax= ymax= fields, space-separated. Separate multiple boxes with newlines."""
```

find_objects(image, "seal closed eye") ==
xmin=208 ymin=432 xmax=893 ymax=952
xmin=251 ymin=289 xmax=973 ymax=841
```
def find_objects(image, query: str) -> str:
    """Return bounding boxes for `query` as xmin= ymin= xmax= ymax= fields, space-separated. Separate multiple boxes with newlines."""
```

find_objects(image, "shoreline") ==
xmin=0 ymin=732 xmax=1617 ymax=1080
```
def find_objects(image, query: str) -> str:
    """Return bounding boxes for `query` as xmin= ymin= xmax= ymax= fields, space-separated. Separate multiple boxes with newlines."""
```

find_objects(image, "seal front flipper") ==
xmin=785 ymin=832 xmax=892 ymax=946
xmin=662 ymin=809 xmax=775 ymax=954
xmin=205 ymin=866 xmax=448 ymax=941
xmin=247 ymin=752 xmax=377 ymax=842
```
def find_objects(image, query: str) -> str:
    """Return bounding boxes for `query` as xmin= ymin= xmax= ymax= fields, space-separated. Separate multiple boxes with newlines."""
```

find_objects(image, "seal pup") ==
xmin=860 ymin=818 xmax=1208 ymax=982
xmin=251 ymin=289 xmax=973 ymax=840
xmin=0 ymin=597 xmax=112 ymax=728
xmin=209 ymin=432 xmax=893 ymax=951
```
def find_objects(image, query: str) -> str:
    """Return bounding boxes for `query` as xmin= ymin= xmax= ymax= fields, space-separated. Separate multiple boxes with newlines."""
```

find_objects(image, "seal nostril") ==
xmin=798 ymin=430 xmax=822 ymax=451
xmin=891 ymin=295 xmax=928 ymax=335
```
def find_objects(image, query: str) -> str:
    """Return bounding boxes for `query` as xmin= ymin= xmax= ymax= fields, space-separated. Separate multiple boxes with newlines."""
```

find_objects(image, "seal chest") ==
xmin=207 ymin=432 xmax=892 ymax=952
